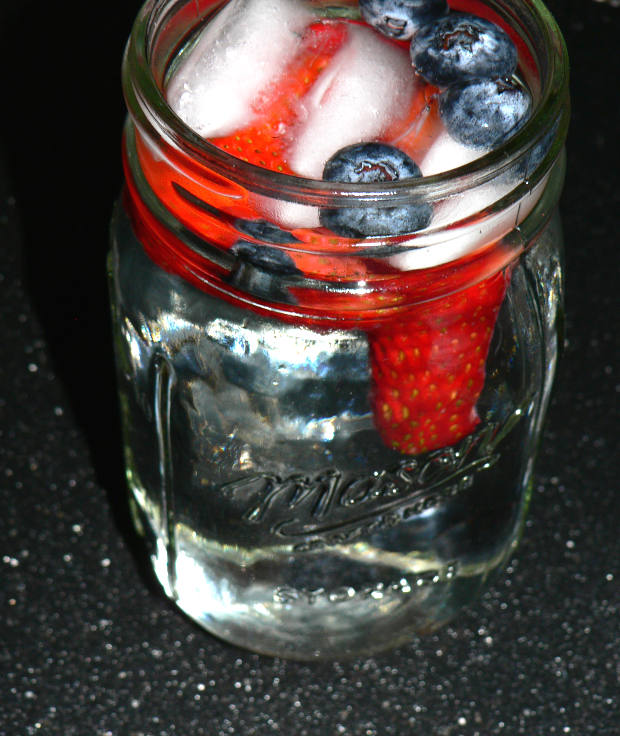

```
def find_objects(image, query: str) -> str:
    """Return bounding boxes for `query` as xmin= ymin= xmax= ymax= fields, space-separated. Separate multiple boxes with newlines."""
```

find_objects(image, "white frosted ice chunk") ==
xmin=420 ymin=131 xmax=515 ymax=233
xmin=271 ymin=24 xmax=416 ymax=228
xmin=388 ymin=175 xmax=548 ymax=270
xmin=430 ymin=178 xmax=514 ymax=230
xmin=388 ymin=114 xmax=547 ymax=270
xmin=288 ymin=25 xmax=417 ymax=178
xmin=267 ymin=199 xmax=321 ymax=229
xmin=166 ymin=0 xmax=312 ymax=137
xmin=420 ymin=130 xmax=487 ymax=176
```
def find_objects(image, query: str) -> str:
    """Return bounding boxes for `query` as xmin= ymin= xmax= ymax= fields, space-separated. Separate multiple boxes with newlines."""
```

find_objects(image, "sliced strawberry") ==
xmin=210 ymin=20 xmax=349 ymax=174
xmin=368 ymin=268 xmax=509 ymax=455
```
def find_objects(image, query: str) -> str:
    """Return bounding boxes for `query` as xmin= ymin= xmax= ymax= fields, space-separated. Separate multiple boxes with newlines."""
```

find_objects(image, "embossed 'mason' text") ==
xmin=221 ymin=420 xmax=514 ymax=547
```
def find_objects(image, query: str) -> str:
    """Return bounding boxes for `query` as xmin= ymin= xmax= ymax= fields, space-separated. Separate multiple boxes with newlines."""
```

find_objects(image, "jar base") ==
xmin=131 ymin=485 xmax=522 ymax=660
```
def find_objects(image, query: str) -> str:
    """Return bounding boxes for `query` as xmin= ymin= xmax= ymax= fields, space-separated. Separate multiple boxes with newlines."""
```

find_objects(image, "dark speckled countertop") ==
xmin=0 ymin=1 xmax=618 ymax=734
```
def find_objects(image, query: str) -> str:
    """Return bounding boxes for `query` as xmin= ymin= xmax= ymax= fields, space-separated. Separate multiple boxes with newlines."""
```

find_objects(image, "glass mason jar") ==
xmin=109 ymin=0 xmax=569 ymax=659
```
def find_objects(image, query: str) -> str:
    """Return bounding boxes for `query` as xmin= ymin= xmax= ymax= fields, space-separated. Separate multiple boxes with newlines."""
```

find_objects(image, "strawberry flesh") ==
xmin=368 ymin=269 xmax=509 ymax=455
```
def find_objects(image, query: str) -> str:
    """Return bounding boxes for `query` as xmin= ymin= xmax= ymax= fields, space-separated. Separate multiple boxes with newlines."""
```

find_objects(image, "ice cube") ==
xmin=288 ymin=24 xmax=417 ymax=179
xmin=266 ymin=199 xmax=321 ymax=229
xmin=387 ymin=114 xmax=544 ymax=270
xmin=420 ymin=130 xmax=486 ymax=177
xmin=166 ymin=0 xmax=312 ymax=138
xmin=415 ymin=126 xmax=514 ymax=243
xmin=388 ymin=175 xmax=549 ymax=270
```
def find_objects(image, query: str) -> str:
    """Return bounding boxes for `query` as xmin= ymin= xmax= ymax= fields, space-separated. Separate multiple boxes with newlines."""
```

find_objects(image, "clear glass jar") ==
xmin=109 ymin=0 xmax=569 ymax=658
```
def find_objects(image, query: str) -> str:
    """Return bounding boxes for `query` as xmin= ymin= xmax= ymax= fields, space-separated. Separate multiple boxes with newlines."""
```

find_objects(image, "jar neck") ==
xmin=122 ymin=122 xmax=565 ymax=327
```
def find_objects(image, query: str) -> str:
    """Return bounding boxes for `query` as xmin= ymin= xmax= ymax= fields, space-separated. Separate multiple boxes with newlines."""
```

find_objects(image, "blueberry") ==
xmin=320 ymin=143 xmax=431 ymax=238
xmin=525 ymin=119 xmax=559 ymax=177
xmin=231 ymin=241 xmax=300 ymax=275
xmin=439 ymin=78 xmax=531 ymax=149
xmin=410 ymin=13 xmax=517 ymax=87
xmin=359 ymin=0 xmax=448 ymax=41
xmin=235 ymin=218 xmax=300 ymax=244
xmin=229 ymin=241 xmax=300 ymax=303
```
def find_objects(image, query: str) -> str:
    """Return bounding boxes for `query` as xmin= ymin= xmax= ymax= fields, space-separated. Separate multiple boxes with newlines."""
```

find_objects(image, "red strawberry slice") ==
xmin=210 ymin=20 xmax=349 ymax=174
xmin=368 ymin=268 xmax=509 ymax=455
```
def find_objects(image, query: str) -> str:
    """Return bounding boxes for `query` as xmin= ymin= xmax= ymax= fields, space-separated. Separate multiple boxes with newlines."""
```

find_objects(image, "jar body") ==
xmin=109 ymin=170 xmax=564 ymax=660
xmin=110 ymin=0 xmax=568 ymax=658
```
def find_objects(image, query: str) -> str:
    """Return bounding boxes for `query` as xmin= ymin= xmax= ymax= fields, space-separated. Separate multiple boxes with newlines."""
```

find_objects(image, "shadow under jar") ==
xmin=109 ymin=0 xmax=569 ymax=659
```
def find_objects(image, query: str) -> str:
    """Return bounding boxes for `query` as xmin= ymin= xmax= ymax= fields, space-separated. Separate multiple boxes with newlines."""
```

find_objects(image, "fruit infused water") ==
xmin=111 ymin=0 xmax=569 ymax=658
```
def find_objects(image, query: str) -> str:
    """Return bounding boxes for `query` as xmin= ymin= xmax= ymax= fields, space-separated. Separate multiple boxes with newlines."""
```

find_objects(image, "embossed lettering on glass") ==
xmin=110 ymin=0 xmax=569 ymax=658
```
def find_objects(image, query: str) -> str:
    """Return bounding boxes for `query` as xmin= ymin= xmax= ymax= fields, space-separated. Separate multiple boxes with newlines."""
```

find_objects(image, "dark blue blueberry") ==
xmin=525 ymin=119 xmax=560 ymax=177
xmin=359 ymin=0 xmax=448 ymax=40
xmin=502 ymin=118 xmax=560 ymax=185
xmin=231 ymin=240 xmax=300 ymax=275
xmin=235 ymin=218 xmax=300 ymax=244
xmin=439 ymin=78 xmax=531 ymax=149
xmin=229 ymin=241 xmax=300 ymax=303
xmin=320 ymin=142 xmax=431 ymax=238
xmin=410 ymin=13 xmax=517 ymax=87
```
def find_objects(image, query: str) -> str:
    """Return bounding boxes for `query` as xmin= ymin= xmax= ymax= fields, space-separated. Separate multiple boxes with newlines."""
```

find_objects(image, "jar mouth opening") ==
xmin=124 ymin=0 xmax=569 ymax=205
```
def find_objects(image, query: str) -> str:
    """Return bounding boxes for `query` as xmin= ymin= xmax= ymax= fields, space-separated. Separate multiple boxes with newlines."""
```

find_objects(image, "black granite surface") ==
xmin=0 ymin=1 xmax=618 ymax=734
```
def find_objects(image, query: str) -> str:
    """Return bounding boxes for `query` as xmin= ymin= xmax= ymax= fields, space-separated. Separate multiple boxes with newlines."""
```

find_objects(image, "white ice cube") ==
xmin=420 ymin=130 xmax=486 ymax=176
xmin=166 ymin=0 xmax=312 ymax=138
xmin=288 ymin=24 xmax=417 ymax=179
xmin=266 ymin=199 xmax=321 ymax=229
xmin=388 ymin=176 xmax=548 ymax=270
xmin=420 ymin=129 xmax=513 ymax=233
xmin=269 ymin=23 xmax=416 ymax=228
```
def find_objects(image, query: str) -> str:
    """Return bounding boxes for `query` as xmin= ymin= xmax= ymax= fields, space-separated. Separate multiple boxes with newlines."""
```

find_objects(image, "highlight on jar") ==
xmin=109 ymin=0 xmax=569 ymax=659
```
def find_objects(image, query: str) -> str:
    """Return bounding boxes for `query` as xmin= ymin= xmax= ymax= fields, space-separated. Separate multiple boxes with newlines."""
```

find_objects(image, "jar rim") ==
xmin=123 ymin=0 xmax=569 ymax=205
